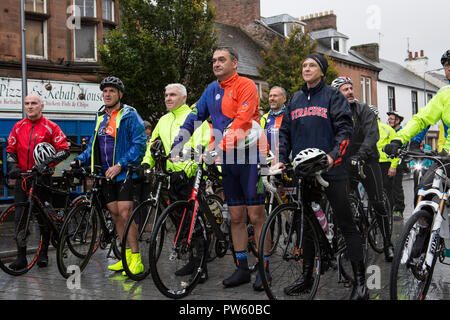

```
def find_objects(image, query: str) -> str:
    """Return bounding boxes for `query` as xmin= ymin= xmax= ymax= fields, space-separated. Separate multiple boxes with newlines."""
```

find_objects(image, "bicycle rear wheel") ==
xmin=0 ymin=203 xmax=42 ymax=276
xmin=121 ymin=199 xmax=164 ymax=281
xmin=258 ymin=203 xmax=321 ymax=300
xmin=149 ymin=201 xmax=208 ymax=299
xmin=349 ymin=194 xmax=369 ymax=265
xmin=204 ymin=194 xmax=224 ymax=262
xmin=57 ymin=201 xmax=98 ymax=278
xmin=390 ymin=209 xmax=435 ymax=300
xmin=367 ymin=190 xmax=392 ymax=254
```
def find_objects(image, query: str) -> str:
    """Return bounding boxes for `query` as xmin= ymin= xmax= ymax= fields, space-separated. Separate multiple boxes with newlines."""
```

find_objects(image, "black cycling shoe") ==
xmin=283 ymin=274 xmax=313 ymax=295
xmin=223 ymin=267 xmax=251 ymax=288
xmin=37 ymin=252 xmax=49 ymax=268
xmin=175 ymin=258 xmax=196 ymax=276
xmin=9 ymin=247 xmax=27 ymax=271
xmin=253 ymin=263 xmax=271 ymax=292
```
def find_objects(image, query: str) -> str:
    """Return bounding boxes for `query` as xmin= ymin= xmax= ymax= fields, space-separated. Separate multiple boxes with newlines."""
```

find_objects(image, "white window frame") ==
xmin=331 ymin=38 xmax=348 ymax=55
xmin=25 ymin=19 xmax=48 ymax=60
xmin=388 ymin=86 xmax=396 ymax=112
xmin=366 ymin=77 xmax=371 ymax=105
xmin=74 ymin=0 xmax=97 ymax=18
xmin=26 ymin=0 xmax=47 ymax=13
xmin=411 ymin=90 xmax=418 ymax=115
xmin=102 ymin=0 xmax=115 ymax=22
xmin=74 ymin=24 xmax=98 ymax=62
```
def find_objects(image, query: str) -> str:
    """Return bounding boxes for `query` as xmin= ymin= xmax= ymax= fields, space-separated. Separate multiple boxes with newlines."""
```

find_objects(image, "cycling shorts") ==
xmin=222 ymin=163 xmax=265 ymax=207
xmin=101 ymin=178 xmax=134 ymax=204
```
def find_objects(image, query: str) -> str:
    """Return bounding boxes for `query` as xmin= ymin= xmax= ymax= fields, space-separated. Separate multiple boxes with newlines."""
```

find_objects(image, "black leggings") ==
xmin=325 ymin=179 xmax=364 ymax=262
xmin=14 ymin=176 xmax=52 ymax=247
xmin=350 ymin=160 xmax=392 ymax=246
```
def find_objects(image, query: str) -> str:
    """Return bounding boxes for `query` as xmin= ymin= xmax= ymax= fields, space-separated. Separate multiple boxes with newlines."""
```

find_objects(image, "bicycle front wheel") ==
xmin=57 ymin=201 xmax=98 ymax=279
xmin=0 ymin=202 xmax=42 ymax=276
xmin=390 ymin=209 xmax=435 ymax=300
xmin=149 ymin=201 xmax=208 ymax=299
xmin=121 ymin=199 xmax=164 ymax=281
xmin=258 ymin=203 xmax=321 ymax=300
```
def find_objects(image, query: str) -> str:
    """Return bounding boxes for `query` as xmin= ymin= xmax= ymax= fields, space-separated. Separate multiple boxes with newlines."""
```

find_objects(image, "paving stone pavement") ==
xmin=1 ymin=179 xmax=449 ymax=301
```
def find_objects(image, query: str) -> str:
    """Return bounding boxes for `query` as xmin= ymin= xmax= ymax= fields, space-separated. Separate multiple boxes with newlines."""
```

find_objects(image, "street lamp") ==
xmin=20 ymin=0 xmax=27 ymax=118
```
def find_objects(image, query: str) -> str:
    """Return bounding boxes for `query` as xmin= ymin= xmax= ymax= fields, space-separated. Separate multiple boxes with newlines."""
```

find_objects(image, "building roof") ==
xmin=375 ymin=59 xmax=439 ymax=91
xmin=214 ymin=22 xmax=264 ymax=78
xmin=260 ymin=14 xmax=306 ymax=26
xmin=310 ymin=28 xmax=349 ymax=40
xmin=315 ymin=42 xmax=381 ymax=71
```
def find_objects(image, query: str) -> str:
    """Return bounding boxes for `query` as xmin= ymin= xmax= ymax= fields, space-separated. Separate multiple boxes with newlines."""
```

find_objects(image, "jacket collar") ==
xmin=170 ymin=104 xmax=190 ymax=116
xmin=301 ymin=80 xmax=325 ymax=97
xmin=218 ymin=72 xmax=239 ymax=89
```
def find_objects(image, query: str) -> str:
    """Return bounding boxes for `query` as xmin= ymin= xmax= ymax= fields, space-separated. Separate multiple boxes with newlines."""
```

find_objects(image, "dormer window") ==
xmin=331 ymin=37 xmax=347 ymax=55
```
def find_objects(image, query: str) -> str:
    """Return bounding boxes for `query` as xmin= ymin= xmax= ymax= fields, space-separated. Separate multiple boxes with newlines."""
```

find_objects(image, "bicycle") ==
xmin=148 ymin=146 xmax=234 ymax=299
xmin=348 ymin=159 xmax=392 ymax=257
xmin=120 ymin=154 xmax=170 ymax=281
xmin=0 ymin=168 xmax=82 ymax=276
xmin=390 ymin=149 xmax=450 ymax=300
xmin=257 ymin=160 xmax=354 ymax=300
xmin=56 ymin=165 xmax=122 ymax=279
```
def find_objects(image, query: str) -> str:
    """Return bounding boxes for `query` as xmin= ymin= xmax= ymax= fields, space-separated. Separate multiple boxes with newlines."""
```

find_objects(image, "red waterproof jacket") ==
xmin=6 ymin=116 xmax=69 ymax=171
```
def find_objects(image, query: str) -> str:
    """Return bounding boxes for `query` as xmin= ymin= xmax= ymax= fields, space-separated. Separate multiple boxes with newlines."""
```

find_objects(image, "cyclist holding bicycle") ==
xmin=72 ymin=76 xmax=147 ymax=276
xmin=331 ymin=77 xmax=394 ymax=262
xmin=171 ymin=46 xmax=271 ymax=292
xmin=272 ymin=54 xmax=369 ymax=300
xmin=141 ymin=83 xmax=211 ymax=282
xmin=6 ymin=93 xmax=70 ymax=269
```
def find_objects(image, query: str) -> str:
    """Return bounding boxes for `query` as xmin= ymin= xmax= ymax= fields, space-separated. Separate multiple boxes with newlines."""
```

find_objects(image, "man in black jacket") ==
xmin=331 ymin=76 xmax=394 ymax=262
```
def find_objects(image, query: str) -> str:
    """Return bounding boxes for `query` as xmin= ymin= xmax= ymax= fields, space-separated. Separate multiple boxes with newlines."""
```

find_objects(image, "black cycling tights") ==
xmin=351 ymin=160 xmax=392 ymax=246
xmin=302 ymin=179 xmax=364 ymax=264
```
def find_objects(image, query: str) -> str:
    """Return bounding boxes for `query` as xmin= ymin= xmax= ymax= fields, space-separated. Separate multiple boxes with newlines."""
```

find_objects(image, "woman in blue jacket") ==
xmin=272 ymin=54 xmax=368 ymax=300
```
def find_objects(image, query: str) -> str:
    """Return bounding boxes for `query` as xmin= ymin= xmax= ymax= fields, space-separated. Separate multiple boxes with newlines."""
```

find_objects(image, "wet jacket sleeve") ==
xmin=356 ymin=103 xmax=380 ymax=161
xmin=278 ymin=99 xmax=293 ymax=165
xmin=172 ymin=94 xmax=210 ymax=154
xmin=396 ymin=87 xmax=450 ymax=151
xmin=117 ymin=112 xmax=147 ymax=168
xmin=328 ymin=90 xmax=353 ymax=167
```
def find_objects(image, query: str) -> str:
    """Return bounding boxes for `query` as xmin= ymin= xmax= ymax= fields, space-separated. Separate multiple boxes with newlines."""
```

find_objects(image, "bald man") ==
xmin=6 ymin=94 xmax=70 ymax=270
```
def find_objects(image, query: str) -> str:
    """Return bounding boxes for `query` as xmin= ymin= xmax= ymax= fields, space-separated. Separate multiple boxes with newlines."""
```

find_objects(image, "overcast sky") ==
xmin=260 ymin=0 xmax=448 ymax=72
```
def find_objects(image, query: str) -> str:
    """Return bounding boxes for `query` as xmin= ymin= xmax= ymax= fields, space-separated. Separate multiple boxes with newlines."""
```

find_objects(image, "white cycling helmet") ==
xmin=33 ymin=142 xmax=56 ymax=165
xmin=293 ymin=148 xmax=329 ymax=177
xmin=223 ymin=120 xmax=262 ymax=149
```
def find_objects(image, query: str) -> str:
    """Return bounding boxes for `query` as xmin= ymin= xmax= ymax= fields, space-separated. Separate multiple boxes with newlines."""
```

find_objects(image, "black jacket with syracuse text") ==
xmin=279 ymin=80 xmax=353 ymax=181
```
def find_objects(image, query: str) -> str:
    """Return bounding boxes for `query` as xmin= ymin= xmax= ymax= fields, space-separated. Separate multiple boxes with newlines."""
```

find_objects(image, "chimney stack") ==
xmin=208 ymin=0 xmax=261 ymax=27
xmin=302 ymin=10 xmax=337 ymax=33
xmin=351 ymin=43 xmax=380 ymax=62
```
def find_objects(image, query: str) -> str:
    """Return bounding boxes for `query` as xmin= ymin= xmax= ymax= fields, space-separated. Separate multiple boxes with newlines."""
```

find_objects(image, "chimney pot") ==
xmin=415 ymin=52 xmax=418 ymax=58
xmin=420 ymin=50 xmax=424 ymax=57
xmin=409 ymin=51 xmax=413 ymax=59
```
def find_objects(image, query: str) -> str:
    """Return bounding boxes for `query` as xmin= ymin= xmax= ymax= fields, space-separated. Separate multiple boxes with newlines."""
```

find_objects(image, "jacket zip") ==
xmin=27 ymin=122 xmax=35 ymax=170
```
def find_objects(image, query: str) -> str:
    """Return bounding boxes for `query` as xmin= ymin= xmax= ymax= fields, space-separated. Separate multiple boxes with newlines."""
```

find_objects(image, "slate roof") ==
xmin=374 ymin=59 xmax=439 ymax=91
xmin=214 ymin=22 xmax=264 ymax=78
xmin=260 ymin=14 xmax=305 ymax=26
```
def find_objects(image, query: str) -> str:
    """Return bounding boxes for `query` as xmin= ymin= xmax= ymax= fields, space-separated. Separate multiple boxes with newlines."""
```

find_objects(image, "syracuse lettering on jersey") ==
xmin=291 ymin=106 xmax=328 ymax=120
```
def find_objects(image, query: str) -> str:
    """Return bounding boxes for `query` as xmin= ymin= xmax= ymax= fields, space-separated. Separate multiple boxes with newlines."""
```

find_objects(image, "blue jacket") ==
xmin=279 ymin=81 xmax=353 ymax=180
xmin=75 ymin=104 xmax=147 ymax=181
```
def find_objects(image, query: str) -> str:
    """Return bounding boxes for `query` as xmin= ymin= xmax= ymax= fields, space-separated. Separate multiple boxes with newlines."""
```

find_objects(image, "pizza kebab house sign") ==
xmin=0 ymin=78 xmax=103 ymax=114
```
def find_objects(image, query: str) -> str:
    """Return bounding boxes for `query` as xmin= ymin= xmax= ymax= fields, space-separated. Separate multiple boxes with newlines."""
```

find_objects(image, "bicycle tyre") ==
xmin=56 ymin=201 xmax=98 ymax=279
xmin=0 ymin=202 xmax=42 ymax=276
xmin=390 ymin=209 xmax=435 ymax=300
xmin=258 ymin=203 xmax=321 ymax=300
xmin=349 ymin=194 xmax=369 ymax=265
xmin=149 ymin=200 xmax=208 ymax=299
xmin=367 ymin=190 xmax=392 ymax=254
xmin=121 ymin=198 xmax=164 ymax=281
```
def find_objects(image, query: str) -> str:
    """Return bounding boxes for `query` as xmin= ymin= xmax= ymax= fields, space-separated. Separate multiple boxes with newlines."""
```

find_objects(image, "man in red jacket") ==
xmin=6 ymin=93 xmax=69 ymax=270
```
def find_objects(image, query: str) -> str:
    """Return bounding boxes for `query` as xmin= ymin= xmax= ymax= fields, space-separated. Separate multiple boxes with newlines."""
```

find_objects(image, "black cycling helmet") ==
xmin=293 ymin=148 xmax=329 ymax=177
xmin=441 ymin=50 xmax=450 ymax=66
xmin=150 ymin=138 xmax=165 ymax=158
xmin=100 ymin=76 xmax=125 ymax=93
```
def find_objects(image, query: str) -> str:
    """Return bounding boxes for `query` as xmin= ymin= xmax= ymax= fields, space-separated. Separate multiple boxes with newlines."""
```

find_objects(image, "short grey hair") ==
xmin=165 ymin=83 xmax=187 ymax=97
xmin=215 ymin=46 xmax=239 ymax=62
xmin=270 ymin=86 xmax=287 ymax=97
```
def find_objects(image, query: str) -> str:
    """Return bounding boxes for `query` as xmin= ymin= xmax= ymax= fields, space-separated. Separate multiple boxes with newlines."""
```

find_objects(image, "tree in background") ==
xmin=98 ymin=0 xmax=217 ymax=122
xmin=258 ymin=27 xmax=338 ymax=113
